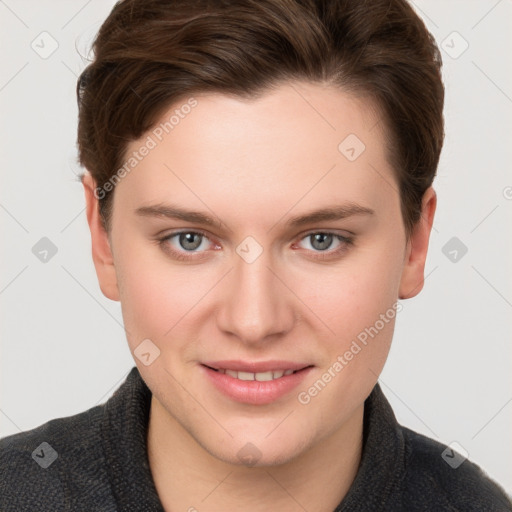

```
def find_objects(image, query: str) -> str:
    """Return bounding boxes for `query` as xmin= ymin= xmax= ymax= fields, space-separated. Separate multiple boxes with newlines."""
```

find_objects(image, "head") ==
xmin=78 ymin=0 xmax=443 ymax=466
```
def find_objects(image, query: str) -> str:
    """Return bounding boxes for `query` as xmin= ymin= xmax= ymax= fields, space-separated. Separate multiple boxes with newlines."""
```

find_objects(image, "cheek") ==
xmin=113 ymin=244 xmax=206 ymax=348
xmin=292 ymin=256 xmax=403 ymax=425
xmin=294 ymin=239 xmax=404 ymax=366
xmin=301 ymin=260 xmax=401 ymax=335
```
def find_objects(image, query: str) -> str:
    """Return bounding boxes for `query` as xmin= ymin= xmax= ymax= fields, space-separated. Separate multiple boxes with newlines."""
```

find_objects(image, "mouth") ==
xmin=202 ymin=364 xmax=311 ymax=381
xmin=200 ymin=361 xmax=314 ymax=405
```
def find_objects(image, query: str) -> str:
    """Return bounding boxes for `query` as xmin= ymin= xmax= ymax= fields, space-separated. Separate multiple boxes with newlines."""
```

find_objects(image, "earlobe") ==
xmin=82 ymin=173 xmax=120 ymax=302
xmin=398 ymin=187 xmax=437 ymax=299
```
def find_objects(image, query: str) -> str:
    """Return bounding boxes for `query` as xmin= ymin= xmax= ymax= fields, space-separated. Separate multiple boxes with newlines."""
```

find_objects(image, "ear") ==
xmin=82 ymin=173 xmax=120 ymax=301
xmin=399 ymin=187 xmax=437 ymax=299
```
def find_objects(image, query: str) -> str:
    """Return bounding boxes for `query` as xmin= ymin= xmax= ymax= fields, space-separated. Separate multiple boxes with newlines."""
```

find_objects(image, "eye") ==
xmin=172 ymin=232 xmax=208 ymax=251
xmin=295 ymin=231 xmax=353 ymax=259
xmin=156 ymin=230 xmax=353 ymax=262
xmin=158 ymin=230 xmax=217 ymax=261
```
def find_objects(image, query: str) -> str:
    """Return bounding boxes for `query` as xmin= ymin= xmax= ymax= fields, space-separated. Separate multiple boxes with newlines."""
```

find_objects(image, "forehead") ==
xmin=113 ymin=81 xmax=398 ymax=224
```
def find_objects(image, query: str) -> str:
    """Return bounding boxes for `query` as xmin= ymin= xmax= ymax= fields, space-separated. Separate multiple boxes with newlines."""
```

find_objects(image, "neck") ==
xmin=147 ymin=396 xmax=364 ymax=512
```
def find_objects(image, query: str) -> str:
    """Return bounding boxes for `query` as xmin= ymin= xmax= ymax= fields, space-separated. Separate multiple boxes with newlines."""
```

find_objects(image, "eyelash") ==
xmin=156 ymin=229 xmax=354 ymax=262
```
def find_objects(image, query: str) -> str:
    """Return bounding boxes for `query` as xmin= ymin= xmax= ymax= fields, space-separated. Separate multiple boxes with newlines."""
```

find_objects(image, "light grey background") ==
xmin=1 ymin=0 xmax=511 ymax=495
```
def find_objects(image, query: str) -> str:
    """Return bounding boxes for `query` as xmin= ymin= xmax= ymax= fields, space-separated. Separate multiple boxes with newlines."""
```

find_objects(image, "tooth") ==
xmin=255 ymin=371 xmax=274 ymax=381
xmin=221 ymin=369 xmax=295 ymax=380
xmin=237 ymin=371 xmax=255 ymax=381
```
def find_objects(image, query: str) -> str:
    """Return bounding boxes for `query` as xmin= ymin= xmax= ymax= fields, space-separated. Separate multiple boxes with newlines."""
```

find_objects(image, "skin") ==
xmin=82 ymin=81 xmax=436 ymax=511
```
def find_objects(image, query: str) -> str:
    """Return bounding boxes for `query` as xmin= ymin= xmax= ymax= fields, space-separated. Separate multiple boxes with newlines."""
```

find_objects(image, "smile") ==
xmin=201 ymin=363 xmax=314 ymax=405
xmin=207 ymin=367 xmax=297 ymax=381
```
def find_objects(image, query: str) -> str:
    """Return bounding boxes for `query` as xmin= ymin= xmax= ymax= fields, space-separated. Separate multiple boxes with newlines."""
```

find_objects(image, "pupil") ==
xmin=312 ymin=233 xmax=332 ymax=251
xmin=180 ymin=233 xmax=202 ymax=251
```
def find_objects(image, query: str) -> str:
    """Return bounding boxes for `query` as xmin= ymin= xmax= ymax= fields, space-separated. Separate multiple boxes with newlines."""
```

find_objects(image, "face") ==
xmin=84 ymin=81 xmax=434 ymax=466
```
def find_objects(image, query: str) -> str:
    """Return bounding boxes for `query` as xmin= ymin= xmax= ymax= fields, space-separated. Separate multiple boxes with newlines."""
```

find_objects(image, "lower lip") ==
xmin=200 ymin=364 xmax=313 ymax=405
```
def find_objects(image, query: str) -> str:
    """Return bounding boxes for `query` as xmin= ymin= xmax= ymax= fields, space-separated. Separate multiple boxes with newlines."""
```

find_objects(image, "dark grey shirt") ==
xmin=1 ymin=367 xmax=511 ymax=511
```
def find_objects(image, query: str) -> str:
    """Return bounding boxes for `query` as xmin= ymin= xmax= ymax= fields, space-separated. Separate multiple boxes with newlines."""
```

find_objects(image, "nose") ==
xmin=215 ymin=250 xmax=295 ymax=345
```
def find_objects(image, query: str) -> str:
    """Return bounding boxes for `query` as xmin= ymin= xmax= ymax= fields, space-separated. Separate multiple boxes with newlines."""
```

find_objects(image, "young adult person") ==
xmin=1 ymin=0 xmax=511 ymax=510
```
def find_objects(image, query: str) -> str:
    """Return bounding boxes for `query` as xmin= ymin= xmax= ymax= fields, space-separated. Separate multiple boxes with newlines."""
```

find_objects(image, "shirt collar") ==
xmin=335 ymin=382 xmax=406 ymax=511
xmin=101 ymin=367 xmax=165 ymax=512
xmin=102 ymin=367 xmax=405 ymax=511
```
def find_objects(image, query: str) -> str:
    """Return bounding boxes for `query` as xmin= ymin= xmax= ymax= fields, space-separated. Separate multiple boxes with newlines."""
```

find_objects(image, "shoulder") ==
xmin=400 ymin=426 xmax=512 ymax=511
xmin=0 ymin=404 xmax=115 ymax=512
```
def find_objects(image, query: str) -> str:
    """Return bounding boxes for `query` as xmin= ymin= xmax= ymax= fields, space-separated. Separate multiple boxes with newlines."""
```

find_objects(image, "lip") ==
xmin=200 ymin=362 xmax=314 ymax=405
xmin=202 ymin=360 xmax=310 ymax=373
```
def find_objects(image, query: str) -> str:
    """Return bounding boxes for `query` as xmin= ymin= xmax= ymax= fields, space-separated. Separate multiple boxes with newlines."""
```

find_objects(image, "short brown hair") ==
xmin=76 ymin=0 xmax=444 ymax=236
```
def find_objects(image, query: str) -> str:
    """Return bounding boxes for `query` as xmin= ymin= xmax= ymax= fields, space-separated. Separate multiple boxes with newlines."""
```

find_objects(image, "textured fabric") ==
xmin=1 ymin=367 xmax=511 ymax=511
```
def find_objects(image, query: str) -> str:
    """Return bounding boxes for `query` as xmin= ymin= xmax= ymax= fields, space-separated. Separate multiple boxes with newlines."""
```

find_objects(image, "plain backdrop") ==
xmin=1 ymin=0 xmax=511 ymax=495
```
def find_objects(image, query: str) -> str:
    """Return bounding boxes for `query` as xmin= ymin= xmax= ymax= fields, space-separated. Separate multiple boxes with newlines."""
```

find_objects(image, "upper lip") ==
xmin=202 ymin=360 xmax=312 ymax=373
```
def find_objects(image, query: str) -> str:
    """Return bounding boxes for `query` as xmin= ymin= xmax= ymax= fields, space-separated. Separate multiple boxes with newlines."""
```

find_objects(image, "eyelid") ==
xmin=156 ymin=229 xmax=218 ymax=262
xmin=296 ymin=227 xmax=355 ymax=238
xmin=156 ymin=226 xmax=210 ymax=238
xmin=293 ymin=230 xmax=353 ymax=253
xmin=159 ymin=229 xmax=219 ymax=248
xmin=156 ymin=228 xmax=354 ymax=261
xmin=157 ymin=228 xmax=352 ymax=245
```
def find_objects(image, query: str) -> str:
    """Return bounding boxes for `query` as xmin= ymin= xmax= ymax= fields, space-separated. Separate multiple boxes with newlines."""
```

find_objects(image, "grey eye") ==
xmin=309 ymin=233 xmax=334 ymax=251
xmin=178 ymin=232 xmax=204 ymax=251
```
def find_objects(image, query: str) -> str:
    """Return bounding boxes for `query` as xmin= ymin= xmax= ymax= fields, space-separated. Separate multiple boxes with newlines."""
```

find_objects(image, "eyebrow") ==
xmin=283 ymin=203 xmax=374 ymax=228
xmin=135 ymin=204 xmax=224 ymax=229
xmin=135 ymin=202 xmax=375 ymax=230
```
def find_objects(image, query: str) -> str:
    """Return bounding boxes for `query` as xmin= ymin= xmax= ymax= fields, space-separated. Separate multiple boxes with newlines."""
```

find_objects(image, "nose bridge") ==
xmin=216 ymin=247 xmax=293 ymax=343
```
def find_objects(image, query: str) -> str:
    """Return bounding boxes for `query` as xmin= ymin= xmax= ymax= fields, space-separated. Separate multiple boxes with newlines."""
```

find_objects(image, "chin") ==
xmin=203 ymin=432 xmax=309 ymax=468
